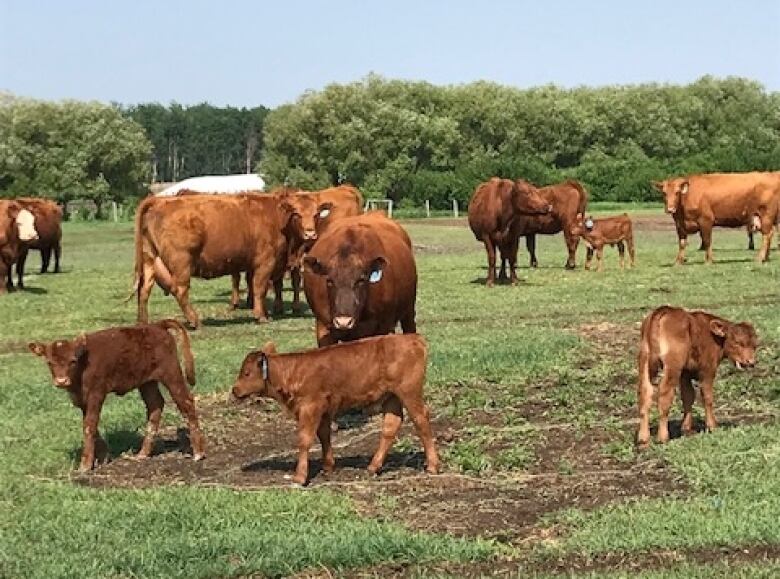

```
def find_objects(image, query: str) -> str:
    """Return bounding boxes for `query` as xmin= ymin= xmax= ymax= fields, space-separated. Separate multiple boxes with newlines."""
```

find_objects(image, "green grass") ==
xmin=1 ymin=216 xmax=779 ymax=576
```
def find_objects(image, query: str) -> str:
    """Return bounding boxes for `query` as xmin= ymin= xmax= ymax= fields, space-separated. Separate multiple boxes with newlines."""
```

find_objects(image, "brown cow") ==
xmin=132 ymin=194 xmax=295 ymax=327
xmin=0 ymin=200 xmax=38 ymax=293
xmin=571 ymin=213 xmax=636 ymax=271
xmin=653 ymin=172 xmax=780 ymax=264
xmin=636 ymin=306 xmax=757 ymax=449
xmin=515 ymin=179 xmax=589 ymax=270
xmin=15 ymin=198 xmax=63 ymax=288
xmin=303 ymin=212 xmax=417 ymax=346
xmin=231 ymin=333 xmax=439 ymax=485
xmin=28 ymin=320 xmax=206 ymax=470
xmin=468 ymin=178 xmax=552 ymax=287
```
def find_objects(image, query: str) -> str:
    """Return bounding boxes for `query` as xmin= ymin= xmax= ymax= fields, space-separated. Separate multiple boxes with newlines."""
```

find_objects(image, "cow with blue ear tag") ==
xmin=303 ymin=212 xmax=417 ymax=346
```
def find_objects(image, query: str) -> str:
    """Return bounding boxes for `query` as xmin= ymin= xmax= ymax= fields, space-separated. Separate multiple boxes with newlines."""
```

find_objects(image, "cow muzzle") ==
xmin=735 ymin=359 xmax=756 ymax=370
xmin=333 ymin=316 xmax=356 ymax=330
xmin=665 ymin=207 xmax=676 ymax=215
xmin=303 ymin=230 xmax=317 ymax=241
xmin=54 ymin=377 xmax=71 ymax=388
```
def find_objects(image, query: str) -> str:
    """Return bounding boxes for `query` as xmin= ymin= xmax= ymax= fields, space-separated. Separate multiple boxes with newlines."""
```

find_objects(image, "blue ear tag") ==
xmin=369 ymin=269 xmax=383 ymax=283
xmin=260 ymin=356 xmax=269 ymax=380
xmin=584 ymin=218 xmax=594 ymax=230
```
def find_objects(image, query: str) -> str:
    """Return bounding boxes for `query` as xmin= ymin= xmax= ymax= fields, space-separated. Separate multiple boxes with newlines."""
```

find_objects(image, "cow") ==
xmin=303 ymin=212 xmax=417 ymax=347
xmin=0 ymin=200 xmax=38 ymax=293
xmin=515 ymin=179 xmax=589 ymax=270
xmin=653 ymin=172 xmax=780 ymax=265
xmin=230 ymin=333 xmax=439 ymax=485
xmin=14 ymin=198 xmax=63 ymax=288
xmin=28 ymin=320 xmax=206 ymax=471
xmin=467 ymin=178 xmax=553 ymax=287
xmin=570 ymin=213 xmax=636 ymax=271
xmin=636 ymin=306 xmax=757 ymax=449
xmin=132 ymin=194 xmax=295 ymax=328
xmin=232 ymin=185 xmax=364 ymax=315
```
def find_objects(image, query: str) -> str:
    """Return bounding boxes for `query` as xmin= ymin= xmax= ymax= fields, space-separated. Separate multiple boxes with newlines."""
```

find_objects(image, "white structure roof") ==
xmin=156 ymin=174 xmax=266 ymax=196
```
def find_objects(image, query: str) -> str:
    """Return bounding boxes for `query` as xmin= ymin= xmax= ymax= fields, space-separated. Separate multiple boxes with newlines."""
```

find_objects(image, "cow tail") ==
xmin=159 ymin=319 xmax=196 ymax=386
xmin=125 ymin=197 xmax=154 ymax=303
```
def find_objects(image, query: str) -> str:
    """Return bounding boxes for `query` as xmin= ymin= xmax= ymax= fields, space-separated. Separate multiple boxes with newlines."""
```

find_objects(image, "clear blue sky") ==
xmin=2 ymin=0 xmax=778 ymax=108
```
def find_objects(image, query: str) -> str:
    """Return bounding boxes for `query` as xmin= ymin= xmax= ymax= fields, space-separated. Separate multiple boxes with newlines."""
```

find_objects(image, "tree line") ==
xmin=2 ymin=76 xmax=779 ymax=209
xmin=261 ymin=74 xmax=780 ymax=205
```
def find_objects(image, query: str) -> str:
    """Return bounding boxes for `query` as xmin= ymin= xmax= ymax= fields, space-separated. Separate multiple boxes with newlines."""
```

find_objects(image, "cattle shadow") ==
xmin=67 ymin=427 xmax=194 ymax=464
xmin=241 ymin=450 xmax=426 ymax=481
xmin=9 ymin=286 xmax=48 ymax=295
xmin=469 ymin=277 xmax=540 ymax=286
xmin=655 ymin=417 xmax=742 ymax=441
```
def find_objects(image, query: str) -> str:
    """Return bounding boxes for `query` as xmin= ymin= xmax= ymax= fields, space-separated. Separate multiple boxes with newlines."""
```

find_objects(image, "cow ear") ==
xmin=28 ymin=342 xmax=45 ymax=357
xmin=680 ymin=181 xmax=689 ymax=195
xmin=6 ymin=202 xmax=20 ymax=220
xmin=651 ymin=180 xmax=663 ymax=191
xmin=261 ymin=341 xmax=277 ymax=355
xmin=368 ymin=257 xmax=387 ymax=283
xmin=710 ymin=319 xmax=728 ymax=338
xmin=303 ymin=256 xmax=328 ymax=276
xmin=317 ymin=202 xmax=333 ymax=219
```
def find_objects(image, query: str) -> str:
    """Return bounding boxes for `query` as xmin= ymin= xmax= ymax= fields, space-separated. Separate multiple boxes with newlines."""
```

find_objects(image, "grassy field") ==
xmin=1 ymin=213 xmax=779 ymax=577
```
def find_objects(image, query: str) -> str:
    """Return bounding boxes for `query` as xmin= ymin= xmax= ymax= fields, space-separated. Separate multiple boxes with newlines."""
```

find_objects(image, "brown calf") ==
xmin=29 ymin=320 xmax=206 ymax=471
xmin=636 ymin=306 xmax=757 ymax=448
xmin=571 ymin=213 xmax=636 ymax=271
xmin=231 ymin=333 xmax=439 ymax=485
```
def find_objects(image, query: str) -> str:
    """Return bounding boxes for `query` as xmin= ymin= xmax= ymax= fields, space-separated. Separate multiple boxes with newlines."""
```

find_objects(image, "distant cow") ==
xmin=132 ymin=194 xmax=295 ymax=327
xmin=231 ymin=334 xmax=439 ymax=485
xmin=636 ymin=306 xmax=757 ymax=448
xmin=29 ymin=320 xmax=206 ymax=470
xmin=515 ymin=179 xmax=589 ymax=270
xmin=467 ymin=178 xmax=552 ymax=286
xmin=0 ymin=200 xmax=38 ymax=293
xmin=571 ymin=213 xmax=635 ymax=271
xmin=14 ymin=198 xmax=63 ymax=288
xmin=303 ymin=212 xmax=416 ymax=346
xmin=653 ymin=172 xmax=780 ymax=264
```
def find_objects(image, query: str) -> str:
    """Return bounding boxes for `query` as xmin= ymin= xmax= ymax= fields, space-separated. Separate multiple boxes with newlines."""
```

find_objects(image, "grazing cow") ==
xmin=28 ymin=320 xmax=206 ymax=470
xmin=0 ymin=200 xmax=38 ymax=293
xmin=132 ymin=194 xmax=295 ymax=327
xmin=303 ymin=212 xmax=417 ymax=346
xmin=15 ymin=198 xmax=63 ymax=288
xmin=653 ymin=172 xmax=780 ymax=264
xmin=636 ymin=306 xmax=757 ymax=448
xmin=231 ymin=334 xmax=439 ymax=485
xmin=571 ymin=213 xmax=636 ymax=271
xmin=515 ymin=179 xmax=589 ymax=270
xmin=231 ymin=185 xmax=364 ymax=314
xmin=467 ymin=178 xmax=552 ymax=286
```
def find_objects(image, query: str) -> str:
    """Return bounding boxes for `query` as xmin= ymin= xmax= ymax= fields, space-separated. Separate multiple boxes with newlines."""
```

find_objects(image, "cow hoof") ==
xmin=426 ymin=464 xmax=440 ymax=475
xmin=192 ymin=453 xmax=206 ymax=462
xmin=366 ymin=464 xmax=381 ymax=476
xmin=255 ymin=316 xmax=270 ymax=324
xmin=134 ymin=452 xmax=151 ymax=461
xmin=485 ymin=281 xmax=495 ymax=288
xmin=565 ymin=263 xmax=576 ymax=270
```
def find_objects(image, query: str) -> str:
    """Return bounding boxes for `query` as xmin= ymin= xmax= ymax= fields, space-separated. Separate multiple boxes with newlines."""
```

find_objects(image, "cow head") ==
xmin=28 ymin=336 xmax=87 ymax=389
xmin=231 ymin=341 xmax=278 ymax=399
xmin=710 ymin=319 xmax=758 ymax=369
xmin=571 ymin=213 xmax=595 ymax=236
xmin=304 ymin=252 xmax=386 ymax=331
xmin=513 ymin=180 xmax=553 ymax=215
xmin=281 ymin=193 xmax=339 ymax=248
xmin=653 ymin=179 xmax=688 ymax=214
xmin=4 ymin=203 xmax=38 ymax=242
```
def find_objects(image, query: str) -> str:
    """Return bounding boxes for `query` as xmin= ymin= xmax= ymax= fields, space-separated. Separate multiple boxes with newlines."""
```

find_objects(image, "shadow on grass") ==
xmin=68 ymin=427 xmax=195 ymax=464
xmin=12 ymin=286 xmax=48 ymax=295
xmin=659 ymin=417 xmax=744 ymax=441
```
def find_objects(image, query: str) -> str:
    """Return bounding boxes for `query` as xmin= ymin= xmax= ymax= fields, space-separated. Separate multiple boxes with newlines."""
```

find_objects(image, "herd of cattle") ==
xmin=2 ymin=169 xmax=775 ymax=484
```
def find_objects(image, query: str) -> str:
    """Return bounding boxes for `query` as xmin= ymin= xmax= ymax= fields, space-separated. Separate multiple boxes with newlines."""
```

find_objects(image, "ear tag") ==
xmin=369 ymin=269 xmax=383 ymax=283
xmin=260 ymin=356 xmax=269 ymax=380
xmin=319 ymin=208 xmax=331 ymax=218
xmin=584 ymin=218 xmax=594 ymax=230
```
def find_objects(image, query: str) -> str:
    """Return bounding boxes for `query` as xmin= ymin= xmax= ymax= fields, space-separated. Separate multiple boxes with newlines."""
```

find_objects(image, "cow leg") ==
xmin=230 ymin=273 xmax=241 ymax=310
xmin=368 ymin=395 xmax=404 ymax=475
xmin=584 ymin=246 xmax=594 ymax=270
xmin=400 ymin=307 xmax=417 ymax=334
xmin=748 ymin=228 xmax=755 ymax=251
xmin=245 ymin=271 xmax=254 ymax=309
xmin=680 ymin=374 xmax=696 ymax=436
xmin=138 ymin=257 xmax=157 ymax=324
xmin=482 ymin=236 xmax=497 ymax=287
xmin=53 ymin=242 xmax=61 ymax=273
xmin=497 ymin=246 xmax=508 ymax=282
xmin=563 ymin=231 xmax=578 ymax=270
xmin=291 ymin=266 xmax=303 ymax=314
xmin=700 ymin=372 xmax=718 ymax=433
xmin=137 ymin=381 xmax=165 ymax=459
xmin=398 ymin=392 xmax=439 ymax=475
xmin=505 ymin=236 xmax=520 ymax=285
xmin=16 ymin=247 xmax=27 ymax=289
xmin=636 ymin=349 xmax=656 ymax=449
xmin=674 ymin=234 xmax=688 ymax=266
xmin=0 ymin=261 xmax=9 ymax=294
xmin=757 ymin=217 xmax=774 ymax=263
xmin=40 ymin=247 xmax=51 ymax=273
xmin=272 ymin=276 xmax=285 ymax=315
xmin=317 ymin=414 xmax=335 ymax=475
xmin=656 ymin=368 xmax=680 ymax=444
xmin=596 ymin=246 xmax=605 ymax=272
xmin=80 ymin=394 xmax=106 ymax=471
xmin=250 ymin=261 xmax=277 ymax=323
xmin=171 ymin=275 xmax=199 ymax=329
xmin=162 ymin=373 xmax=206 ymax=460
xmin=627 ymin=233 xmax=636 ymax=267
xmin=700 ymin=221 xmax=715 ymax=264
xmin=617 ymin=241 xmax=625 ymax=270
xmin=293 ymin=408 xmax=321 ymax=485
xmin=525 ymin=234 xmax=538 ymax=268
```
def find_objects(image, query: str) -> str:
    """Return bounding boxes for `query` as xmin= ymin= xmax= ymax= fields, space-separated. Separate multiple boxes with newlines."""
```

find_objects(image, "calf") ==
xmin=0 ymin=200 xmax=38 ymax=293
xmin=231 ymin=333 xmax=439 ymax=485
xmin=29 ymin=320 xmax=206 ymax=470
xmin=571 ymin=213 xmax=635 ymax=271
xmin=636 ymin=306 xmax=757 ymax=448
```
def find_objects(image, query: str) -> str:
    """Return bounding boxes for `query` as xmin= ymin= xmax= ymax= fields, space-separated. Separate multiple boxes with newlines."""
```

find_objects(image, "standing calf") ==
xmin=231 ymin=334 xmax=439 ymax=485
xmin=636 ymin=306 xmax=757 ymax=448
xmin=571 ymin=213 xmax=635 ymax=271
xmin=29 ymin=320 xmax=206 ymax=470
